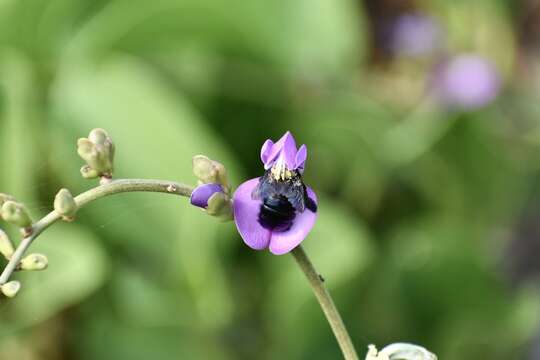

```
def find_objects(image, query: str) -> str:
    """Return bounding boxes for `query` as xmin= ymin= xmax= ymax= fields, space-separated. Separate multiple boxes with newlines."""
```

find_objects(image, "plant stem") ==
xmin=291 ymin=245 xmax=359 ymax=360
xmin=0 ymin=179 xmax=193 ymax=285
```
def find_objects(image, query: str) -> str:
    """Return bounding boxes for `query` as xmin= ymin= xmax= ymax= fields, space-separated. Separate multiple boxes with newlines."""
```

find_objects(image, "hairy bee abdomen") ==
xmin=259 ymin=195 xmax=296 ymax=231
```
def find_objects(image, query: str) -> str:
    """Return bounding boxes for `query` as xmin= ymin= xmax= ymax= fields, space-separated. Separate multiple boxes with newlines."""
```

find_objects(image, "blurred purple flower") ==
xmin=432 ymin=55 xmax=501 ymax=110
xmin=389 ymin=13 xmax=442 ymax=57
xmin=233 ymin=132 xmax=318 ymax=255
xmin=190 ymin=183 xmax=224 ymax=208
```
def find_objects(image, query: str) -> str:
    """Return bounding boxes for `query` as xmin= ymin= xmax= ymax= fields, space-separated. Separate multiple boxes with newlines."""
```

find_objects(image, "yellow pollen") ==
xmin=271 ymin=163 xmax=292 ymax=181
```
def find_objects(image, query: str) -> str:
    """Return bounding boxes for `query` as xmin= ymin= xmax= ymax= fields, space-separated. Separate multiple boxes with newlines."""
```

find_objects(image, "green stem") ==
xmin=0 ymin=179 xmax=193 ymax=285
xmin=291 ymin=245 xmax=359 ymax=360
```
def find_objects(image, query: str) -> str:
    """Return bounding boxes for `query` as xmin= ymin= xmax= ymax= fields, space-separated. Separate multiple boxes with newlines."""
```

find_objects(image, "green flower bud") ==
xmin=77 ymin=139 xmax=102 ymax=172
xmin=20 ymin=253 xmax=48 ymax=271
xmin=77 ymin=128 xmax=115 ymax=178
xmin=206 ymin=192 xmax=233 ymax=221
xmin=90 ymin=128 xmax=115 ymax=169
xmin=192 ymin=155 xmax=229 ymax=191
xmin=0 ymin=229 xmax=14 ymax=259
xmin=1 ymin=201 xmax=32 ymax=228
xmin=88 ymin=128 xmax=109 ymax=145
xmin=0 ymin=193 xmax=15 ymax=208
xmin=54 ymin=188 xmax=78 ymax=220
xmin=80 ymin=165 xmax=99 ymax=179
xmin=1 ymin=280 xmax=20 ymax=298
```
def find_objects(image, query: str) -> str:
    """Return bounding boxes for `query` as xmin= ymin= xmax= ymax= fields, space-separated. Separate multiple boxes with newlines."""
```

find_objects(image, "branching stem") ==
xmin=0 ymin=179 xmax=193 ymax=285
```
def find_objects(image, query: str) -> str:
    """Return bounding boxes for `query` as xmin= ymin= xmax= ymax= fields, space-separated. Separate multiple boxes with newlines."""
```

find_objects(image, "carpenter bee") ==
xmin=252 ymin=168 xmax=317 ymax=231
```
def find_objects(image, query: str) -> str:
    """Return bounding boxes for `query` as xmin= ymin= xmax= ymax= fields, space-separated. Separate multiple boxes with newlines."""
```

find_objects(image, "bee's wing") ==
xmin=284 ymin=182 xmax=306 ymax=212
xmin=251 ymin=179 xmax=263 ymax=200
xmin=252 ymin=173 xmax=275 ymax=200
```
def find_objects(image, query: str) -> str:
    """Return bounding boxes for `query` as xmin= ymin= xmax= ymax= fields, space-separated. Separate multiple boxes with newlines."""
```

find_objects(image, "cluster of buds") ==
xmin=77 ymin=128 xmax=115 ymax=181
xmin=190 ymin=155 xmax=233 ymax=221
xmin=1 ymin=128 xmax=113 ymax=299
xmin=1 ymin=194 xmax=49 ymax=298
xmin=365 ymin=343 xmax=437 ymax=360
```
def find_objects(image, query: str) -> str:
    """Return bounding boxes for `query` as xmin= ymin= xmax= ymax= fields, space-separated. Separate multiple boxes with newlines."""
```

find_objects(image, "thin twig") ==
xmin=291 ymin=245 xmax=359 ymax=360
xmin=0 ymin=179 xmax=193 ymax=285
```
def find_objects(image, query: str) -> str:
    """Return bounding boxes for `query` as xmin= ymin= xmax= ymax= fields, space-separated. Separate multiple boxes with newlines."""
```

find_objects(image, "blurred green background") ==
xmin=2 ymin=0 xmax=540 ymax=359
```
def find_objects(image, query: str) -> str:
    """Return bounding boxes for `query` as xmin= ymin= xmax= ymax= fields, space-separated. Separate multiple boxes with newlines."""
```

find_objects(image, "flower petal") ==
xmin=295 ymin=144 xmax=307 ymax=171
xmin=260 ymin=139 xmax=274 ymax=168
xmin=268 ymin=187 xmax=318 ymax=255
xmin=190 ymin=183 xmax=223 ymax=208
xmin=266 ymin=131 xmax=298 ymax=170
xmin=233 ymin=178 xmax=271 ymax=250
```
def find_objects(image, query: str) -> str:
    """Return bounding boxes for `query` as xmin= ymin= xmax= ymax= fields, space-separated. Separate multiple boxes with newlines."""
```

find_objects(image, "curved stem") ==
xmin=291 ymin=245 xmax=359 ymax=360
xmin=0 ymin=179 xmax=193 ymax=285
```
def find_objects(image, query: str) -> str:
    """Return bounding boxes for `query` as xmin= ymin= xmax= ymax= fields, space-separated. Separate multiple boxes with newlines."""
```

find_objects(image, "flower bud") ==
xmin=77 ymin=128 xmax=115 ymax=178
xmin=192 ymin=155 xmax=229 ymax=192
xmin=0 ymin=193 xmax=15 ymax=208
xmin=80 ymin=165 xmax=100 ymax=179
xmin=54 ymin=188 xmax=78 ymax=220
xmin=1 ymin=201 xmax=32 ymax=228
xmin=1 ymin=280 xmax=21 ymax=298
xmin=0 ymin=229 xmax=14 ymax=259
xmin=20 ymin=253 xmax=48 ymax=271
xmin=206 ymin=192 xmax=233 ymax=221
xmin=88 ymin=128 xmax=110 ymax=145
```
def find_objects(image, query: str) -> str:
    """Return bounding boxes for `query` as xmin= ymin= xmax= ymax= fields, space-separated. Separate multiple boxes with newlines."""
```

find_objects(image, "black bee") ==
xmin=252 ymin=169 xmax=317 ymax=231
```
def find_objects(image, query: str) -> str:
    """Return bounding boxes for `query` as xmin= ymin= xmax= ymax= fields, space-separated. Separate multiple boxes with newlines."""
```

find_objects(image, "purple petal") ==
xmin=265 ymin=131 xmax=298 ymax=170
xmin=233 ymin=178 xmax=271 ymax=250
xmin=190 ymin=183 xmax=223 ymax=208
xmin=295 ymin=144 xmax=307 ymax=171
xmin=260 ymin=139 xmax=274 ymax=167
xmin=268 ymin=187 xmax=318 ymax=255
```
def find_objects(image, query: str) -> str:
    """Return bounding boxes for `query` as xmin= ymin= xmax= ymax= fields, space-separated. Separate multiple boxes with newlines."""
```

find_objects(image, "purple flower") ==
xmin=432 ymin=54 xmax=501 ymax=110
xmin=389 ymin=13 xmax=442 ymax=57
xmin=190 ymin=183 xmax=224 ymax=208
xmin=233 ymin=132 xmax=318 ymax=255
